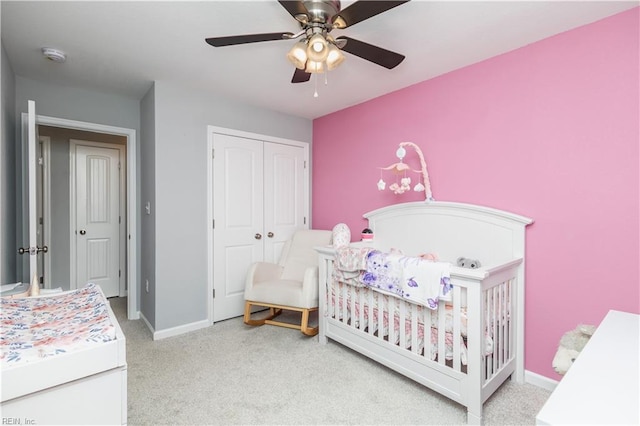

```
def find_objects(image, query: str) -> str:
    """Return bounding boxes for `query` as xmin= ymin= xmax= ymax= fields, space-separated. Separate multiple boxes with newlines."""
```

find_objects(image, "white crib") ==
xmin=316 ymin=201 xmax=533 ymax=424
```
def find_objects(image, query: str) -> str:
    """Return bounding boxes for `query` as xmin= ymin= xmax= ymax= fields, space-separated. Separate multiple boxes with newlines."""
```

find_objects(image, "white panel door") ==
xmin=213 ymin=134 xmax=264 ymax=322
xmin=25 ymin=101 xmax=39 ymax=281
xmin=36 ymin=138 xmax=46 ymax=286
xmin=263 ymin=142 xmax=305 ymax=264
xmin=75 ymin=145 xmax=121 ymax=297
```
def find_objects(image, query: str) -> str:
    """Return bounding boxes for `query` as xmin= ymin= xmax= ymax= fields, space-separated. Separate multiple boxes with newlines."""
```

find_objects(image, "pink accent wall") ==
xmin=312 ymin=8 xmax=639 ymax=380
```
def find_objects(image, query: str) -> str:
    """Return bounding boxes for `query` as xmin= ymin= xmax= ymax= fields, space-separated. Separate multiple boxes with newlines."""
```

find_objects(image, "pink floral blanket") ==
xmin=1 ymin=283 xmax=116 ymax=368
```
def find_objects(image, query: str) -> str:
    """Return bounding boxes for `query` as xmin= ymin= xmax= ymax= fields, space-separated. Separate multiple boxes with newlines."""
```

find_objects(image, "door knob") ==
xmin=267 ymin=232 xmax=274 ymax=238
xmin=79 ymin=229 xmax=86 ymax=235
xmin=254 ymin=233 xmax=262 ymax=240
xmin=17 ymin=246 xmax=48 ymax=254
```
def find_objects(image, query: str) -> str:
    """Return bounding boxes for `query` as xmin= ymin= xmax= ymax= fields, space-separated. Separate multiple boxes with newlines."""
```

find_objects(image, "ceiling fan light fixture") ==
xmin=332 ymin=16 xmax=347 ymax=29
xmin=305 ymin=60 xmax=324 ymax=74
xmin=287 ymin=41 xmax=308 ymax=69
xmin=326 ymin=44 xmax=345 ymax=71
xmin=307 ymin=33 xmax=328 ymax=62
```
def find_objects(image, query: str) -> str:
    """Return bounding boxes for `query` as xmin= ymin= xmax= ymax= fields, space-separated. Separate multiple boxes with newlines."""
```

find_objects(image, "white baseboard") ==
xmin=140 ymin=312 xmax=155 ymax=335
xmin=152 ymin=318 xmax=211 ymax=341
xmin=525 ymin=370 xmax=558 ymax=392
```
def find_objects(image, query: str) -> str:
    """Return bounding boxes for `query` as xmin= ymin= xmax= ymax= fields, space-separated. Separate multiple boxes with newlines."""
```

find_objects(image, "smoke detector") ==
xmin=41 ymin=47 xmax=66 ymax=63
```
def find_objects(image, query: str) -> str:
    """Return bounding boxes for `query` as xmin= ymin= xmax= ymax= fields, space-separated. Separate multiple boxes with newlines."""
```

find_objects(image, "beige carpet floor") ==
xmin=109 ymin=297 xmax=550 ymax=425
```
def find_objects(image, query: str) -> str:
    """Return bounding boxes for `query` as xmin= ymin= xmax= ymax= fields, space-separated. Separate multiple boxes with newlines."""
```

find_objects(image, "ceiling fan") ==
xmin=205 ymin=0 xmax=410 ymax=84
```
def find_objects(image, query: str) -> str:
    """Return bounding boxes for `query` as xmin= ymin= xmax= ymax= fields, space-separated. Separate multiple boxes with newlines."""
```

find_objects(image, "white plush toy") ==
xmin=552 ymin=324 xmax=597 ymax=375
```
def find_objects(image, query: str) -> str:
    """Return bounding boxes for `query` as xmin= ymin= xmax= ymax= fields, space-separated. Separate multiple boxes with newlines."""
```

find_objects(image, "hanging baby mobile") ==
xmin=377 ymin=141 xmax=434 ymax=201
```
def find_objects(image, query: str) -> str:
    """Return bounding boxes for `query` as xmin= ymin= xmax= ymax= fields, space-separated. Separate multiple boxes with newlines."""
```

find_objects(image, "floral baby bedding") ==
xmin=1 ymin=283 xmax=116 ymax=368
xmin=334 ymin=247 xmax=453 ymax=309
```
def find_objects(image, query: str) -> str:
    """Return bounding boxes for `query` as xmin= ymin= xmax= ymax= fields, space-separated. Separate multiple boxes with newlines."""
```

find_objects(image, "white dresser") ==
xmin=536 ymin=310 xmax=640 ymax=425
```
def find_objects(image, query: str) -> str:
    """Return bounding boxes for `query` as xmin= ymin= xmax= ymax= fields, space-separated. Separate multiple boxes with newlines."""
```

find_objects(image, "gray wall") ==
xmin=139 ymin=84 xmax=156 ymax=326
xmin=1 ymin=42 xmax=17 ymax=283
xmin=151 ymin=81 xmax=312 ymax=331
xmin=15 ymin=77 xmax=143 ymax=131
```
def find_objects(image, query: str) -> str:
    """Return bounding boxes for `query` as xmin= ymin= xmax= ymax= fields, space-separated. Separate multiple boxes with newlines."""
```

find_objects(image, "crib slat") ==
xmin=399 ymin=301 xmax=407 ymax=349
xmin=377 ymin=292 xmax=384 ymax=341
xmin=452 ymin=286 xmax=462 ymax=372
xmin=349 ymin=285 xmax=356 ymax=328
xmin=411 ymin=304 xmax=418 ymax=354
xmin=332 ymin=280 xmax=336 ymax=319
xmin=499 ymin=281 xmax=505 ymax=368
xmin=367 ymin=287 xmax=374 ymax=336
xmin=437 ymin=300 xmax=446 ymax=365
xmin=492 ymin=286 xmax=499 ymax=376
xmin=497 ymin=283 xmax=503 ymax=369
xmin=506 ymin=279 xmax=513 ymax=361
xmin=388 ymin=295 xmax=395 ymax=346
xmin=495 ymin=284 xmax=500 ymax=369
xmin=423 ymin=304 xmax=430 ymax=360
xmin=484 ymin=287 xmax=491 ymax=381
xmin=338 ymin=282 xmax=342 ymax=321
xmin=358 ymin=287 xmax=365 ymax=331
xmin=495 ymin=286 xmax=499 ymax=380
xmin=341 ymin=282 xmax=347 ymax=325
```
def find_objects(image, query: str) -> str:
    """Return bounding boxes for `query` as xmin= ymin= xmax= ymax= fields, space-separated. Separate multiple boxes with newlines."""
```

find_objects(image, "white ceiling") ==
xmin=2 ymin=1 xmax=637 ymax=120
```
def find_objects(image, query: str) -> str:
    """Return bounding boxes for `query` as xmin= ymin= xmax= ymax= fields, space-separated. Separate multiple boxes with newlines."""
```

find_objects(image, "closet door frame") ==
xmin=206 ymin=126 xmax=310 ymax=324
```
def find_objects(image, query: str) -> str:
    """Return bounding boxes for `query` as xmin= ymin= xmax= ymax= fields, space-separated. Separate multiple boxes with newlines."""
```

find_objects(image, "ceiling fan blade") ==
xmin=336 ymin=36 xmax=405 ymax=69
xmin=291 ymin=68 xmax=311 ymax=83
xmin=205 ymin=32 xmax=294 ymax=47
xmin=332 ymin=1 xmax=410 ymax=29
xmin=278 ymin=1 xmax=309 ymax=21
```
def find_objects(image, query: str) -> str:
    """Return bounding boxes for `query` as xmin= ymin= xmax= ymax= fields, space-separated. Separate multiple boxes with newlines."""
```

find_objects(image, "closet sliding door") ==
xmin=210 ymin=130 xmax=309 ymax=322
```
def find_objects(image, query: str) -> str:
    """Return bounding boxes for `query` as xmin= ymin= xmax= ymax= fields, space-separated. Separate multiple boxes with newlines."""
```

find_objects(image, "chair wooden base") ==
xmin=243 ymin=300 xmax=318 ymax=336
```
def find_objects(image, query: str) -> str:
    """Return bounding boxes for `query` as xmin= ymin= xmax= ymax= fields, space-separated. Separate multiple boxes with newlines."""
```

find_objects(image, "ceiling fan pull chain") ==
xmin=314 ymin=73 xmax=319 ymax=98
xmin=324 ymin=67 xmax=328 ymax=86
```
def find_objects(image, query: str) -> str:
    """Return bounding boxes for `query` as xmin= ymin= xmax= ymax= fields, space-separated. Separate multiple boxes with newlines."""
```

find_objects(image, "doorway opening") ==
xmin=22 ymin=112 xmax=138 ymax=320
xmin=38 ymin=127 xmax=127 ymax=298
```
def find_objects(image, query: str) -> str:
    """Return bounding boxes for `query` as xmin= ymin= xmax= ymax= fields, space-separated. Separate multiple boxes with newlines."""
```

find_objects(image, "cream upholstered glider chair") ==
xmin=244 ymin=229 xmax=332 ymax=336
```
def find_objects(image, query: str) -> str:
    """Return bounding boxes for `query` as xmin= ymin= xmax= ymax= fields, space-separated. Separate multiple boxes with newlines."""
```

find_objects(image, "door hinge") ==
xmin=119 ymin=215 xmax=121 ymax=224
xmin=212 ymin=149 xmax=215 ymax=159
xmin=39 ymin=217 xmax=43 ymax=225
xmin=118 ymin=161 xmax=121 ymax=170
xmin=38 ymin=157 xmax=44 ymax=166
xmin=212 ymin=219 xmax=215 ymax=229
xmin=304 ymin=217 xmax=307 ymax=225
xmin=304 ymin=160 xmax=307 ymax=169
xmin=213 ymin=288 xmax=216 ymax=298
xmin=119 ymin=269 xmax=121 ymax=277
